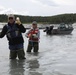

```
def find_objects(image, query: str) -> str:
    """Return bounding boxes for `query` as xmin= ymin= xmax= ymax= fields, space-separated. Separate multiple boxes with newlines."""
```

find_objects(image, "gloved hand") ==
xmin=15 ymin=17 xmax=21 ymax=25
xmin=15 ymin=20 xmax=21 ymax=25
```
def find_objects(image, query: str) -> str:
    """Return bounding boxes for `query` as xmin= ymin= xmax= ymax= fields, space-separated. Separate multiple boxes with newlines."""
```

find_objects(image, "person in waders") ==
xmin=26 ymin=21 xmax=40 ymax=53
xmin=0 ymin=14 xmax=26 ymax=59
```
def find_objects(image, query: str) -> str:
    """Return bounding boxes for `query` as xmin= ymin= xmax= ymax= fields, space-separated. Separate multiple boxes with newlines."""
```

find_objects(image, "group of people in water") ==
xmin=0 ymin=14 xmax=40 ymax=60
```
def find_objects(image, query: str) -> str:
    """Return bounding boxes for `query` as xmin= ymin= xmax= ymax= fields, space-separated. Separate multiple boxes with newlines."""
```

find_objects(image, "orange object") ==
xmin=28 ymin=34 xmax=32 ymax=38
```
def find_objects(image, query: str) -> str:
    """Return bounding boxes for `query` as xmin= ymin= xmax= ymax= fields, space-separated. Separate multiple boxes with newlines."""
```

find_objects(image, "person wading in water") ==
xmin=26 ymin=21 xmax=40 ymax=53
xmin=0 ymin=14 xmax=26 ymax=59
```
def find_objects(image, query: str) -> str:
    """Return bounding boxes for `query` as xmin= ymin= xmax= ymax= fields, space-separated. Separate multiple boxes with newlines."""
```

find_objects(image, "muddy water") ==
xmin=0 ymin=26 xmax=76 ymax=75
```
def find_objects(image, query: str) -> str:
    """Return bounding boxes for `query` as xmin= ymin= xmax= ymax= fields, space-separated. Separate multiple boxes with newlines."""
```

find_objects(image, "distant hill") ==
xmin=0 ymin=14 xmax=76 ymax=24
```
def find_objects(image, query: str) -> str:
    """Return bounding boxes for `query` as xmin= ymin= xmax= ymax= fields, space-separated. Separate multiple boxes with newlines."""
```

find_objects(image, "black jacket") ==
xmin=0 ymin=22 xmax=26 ymax=45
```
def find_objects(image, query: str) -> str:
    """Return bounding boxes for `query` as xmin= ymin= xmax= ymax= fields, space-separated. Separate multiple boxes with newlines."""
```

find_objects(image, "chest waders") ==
xmin=6 ymin=24 xmax=22 ymax=39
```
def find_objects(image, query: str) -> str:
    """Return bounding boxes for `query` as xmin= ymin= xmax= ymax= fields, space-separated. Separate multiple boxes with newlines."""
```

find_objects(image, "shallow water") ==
xmin=0 ymin=25 xmax=76 ymax=75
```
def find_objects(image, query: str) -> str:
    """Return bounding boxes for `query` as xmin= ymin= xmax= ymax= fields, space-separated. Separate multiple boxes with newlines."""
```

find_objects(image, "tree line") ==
xmin=0 ymin=14 xmax=76 ymax=24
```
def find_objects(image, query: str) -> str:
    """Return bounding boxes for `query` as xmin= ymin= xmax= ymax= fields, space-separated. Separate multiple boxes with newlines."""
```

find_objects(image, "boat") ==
xmin=43 ymin=23 xmax=74 ymax=35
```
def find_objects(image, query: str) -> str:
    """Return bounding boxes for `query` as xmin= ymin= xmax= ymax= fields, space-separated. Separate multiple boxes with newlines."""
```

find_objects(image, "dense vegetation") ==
xmin=0 ymin=14 xmax=76 ymax=24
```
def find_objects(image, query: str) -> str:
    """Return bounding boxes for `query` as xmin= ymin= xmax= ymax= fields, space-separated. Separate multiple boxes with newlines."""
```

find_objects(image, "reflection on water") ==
xmin=9 ymin=53 xmax=42 ymax=75
xmin=26 ymin=53 xmax=42 ymax=75
xmin=28 ymin=59 xmax=41 ymax=75
xmin=9 ymin=60 xmax=25 ymax=75
xmin=0 ymin=28 xmax=76 ymax=75
xmin=29 ymin=72 xmax=42 ymax=75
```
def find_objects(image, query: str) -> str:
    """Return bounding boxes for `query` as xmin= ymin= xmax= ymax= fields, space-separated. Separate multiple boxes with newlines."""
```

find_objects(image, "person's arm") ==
xmin=25 ymin=29 xmax=32 ymax=38
xmin=0 ymin=25 xmax=7 ymax=38
xmin=16 ymin=24 xmax=26 ymax=33
xmin=37 ymin=30 xmax=40 ymax=39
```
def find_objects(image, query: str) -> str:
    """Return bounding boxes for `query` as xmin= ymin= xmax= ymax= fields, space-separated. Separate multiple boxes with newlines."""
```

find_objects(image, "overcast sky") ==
xmin=0 ymin=0 xmax=76 ymax=16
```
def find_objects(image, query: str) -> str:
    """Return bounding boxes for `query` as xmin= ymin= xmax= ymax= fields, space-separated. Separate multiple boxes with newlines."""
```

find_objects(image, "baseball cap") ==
xmin=8 ymin=14 xmax=15 ymax=20
xmin=32 ymin=21 xmax=37 ymax=25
